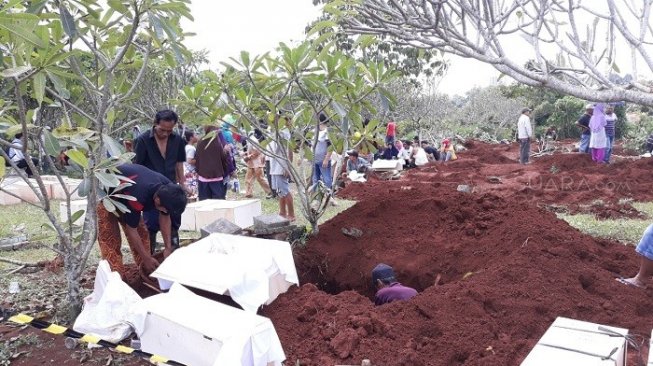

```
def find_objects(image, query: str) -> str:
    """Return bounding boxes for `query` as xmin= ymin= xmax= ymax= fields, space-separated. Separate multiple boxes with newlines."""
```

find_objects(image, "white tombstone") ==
xmin=180 ymin=199 xmax=262 ymax=231
xmin=59 ymin=199 xmax=87 ymax=225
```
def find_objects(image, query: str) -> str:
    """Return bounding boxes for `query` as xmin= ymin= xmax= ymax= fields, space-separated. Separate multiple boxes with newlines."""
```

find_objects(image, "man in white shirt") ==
xmin=9 ymin=133 xmax=38 ymax=177
xmin=517 ymin=108 xmax=533 ymax=164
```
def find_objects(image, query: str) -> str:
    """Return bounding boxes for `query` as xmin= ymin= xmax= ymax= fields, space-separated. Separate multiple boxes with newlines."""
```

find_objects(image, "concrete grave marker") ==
xmin=200 ymin=218 xmax=242 ymax=238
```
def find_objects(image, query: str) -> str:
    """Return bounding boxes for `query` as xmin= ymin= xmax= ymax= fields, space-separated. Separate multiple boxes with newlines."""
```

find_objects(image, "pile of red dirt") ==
xmin=262 ymin=141 xmax=653 ymax=365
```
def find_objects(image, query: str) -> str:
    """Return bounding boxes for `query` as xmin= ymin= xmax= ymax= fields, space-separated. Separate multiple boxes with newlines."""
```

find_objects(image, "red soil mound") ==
xmin=263 ymin=141 xmax=653 ymax=365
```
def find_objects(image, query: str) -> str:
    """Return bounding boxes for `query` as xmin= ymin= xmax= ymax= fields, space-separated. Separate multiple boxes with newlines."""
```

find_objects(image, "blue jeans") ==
xmin=636 ymin=224 xmax=653 ymax=261
xmin=604 ymin=135 xmax=614 ymax=162
xmin=579 ymin=134 xmax=590 ymax=153
xmin=313 ymin=161 xmax=332 ymax=190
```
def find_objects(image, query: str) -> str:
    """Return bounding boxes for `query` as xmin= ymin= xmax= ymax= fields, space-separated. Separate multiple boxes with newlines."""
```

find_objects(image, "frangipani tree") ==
xmin=176 ymin=41 xmax=397 ymax=234
xmin=0 ymin=0 xmax=191 ymax=317
xmin=330 ymin=0 xmax=653 ymax=106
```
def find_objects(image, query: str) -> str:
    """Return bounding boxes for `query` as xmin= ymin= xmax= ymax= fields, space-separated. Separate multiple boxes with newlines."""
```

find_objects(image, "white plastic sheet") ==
xmin=73 ymin=260 xmax=143 ymax=343
xmin=151 ymin=233 xmax=299 ymax=313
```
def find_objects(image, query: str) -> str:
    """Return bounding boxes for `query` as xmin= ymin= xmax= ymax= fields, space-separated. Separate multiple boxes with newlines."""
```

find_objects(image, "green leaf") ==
xmin=33 ymin=72 xmax=46 ymax=104
xmin=0 ymin=16 xmax=45 ymax=48
xmin=0 ymin=157 xmax=4 ymax=177
xmin=59 ymin=5 xmax=77 ymax=38
xmin=43 ymin=128 xmax=61 ymax=156
xmin=65 ymin=149 xmax=88 ymax=168
xmin=108 ymin=0 xmax=128 ymax=13
xmin=96 ymin=171 xmax=120 ymax=188
xmin=102 ymin=133 xmax=123 ymax=157
xmin=102 ymin=197 xmax=116 ymax=213
xmin=111 ymin=193 xmax=136 ymax=201
xmin=67 ymin=209 xmax=85 ymax=225
xmin=611 ymin=63 xmax=621 ymax=73
xmin=0 ymin=66 xmax=33 ymax=78
xmin=308 ymin=20 xmax=337 ymax=37
xmin=77 ymin=177 xmax=90 ymax=197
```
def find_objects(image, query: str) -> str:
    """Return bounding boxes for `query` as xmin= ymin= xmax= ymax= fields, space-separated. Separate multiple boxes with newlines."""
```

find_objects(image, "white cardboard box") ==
xmin=50 ymin=178 xmax=82 ymax=200
xmin=371 ymin=159 xmax=403 ymax=171
xmin=138 ymin=283 xmax=285 ymax=366
xmin=521 ymin=317 xmax=628 ymax=366
xmin=180 ymin=199 xmax=262 ymax=231
xmin=59 ymin=199 xmax=87 ymax=225
xmin=151 ymin=233 xmax=299 ymax=313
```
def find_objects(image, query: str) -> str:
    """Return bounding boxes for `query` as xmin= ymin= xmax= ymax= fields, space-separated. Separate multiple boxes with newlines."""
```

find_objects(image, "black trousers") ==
xmin=15 ymin=158 xmax=39 ymax=177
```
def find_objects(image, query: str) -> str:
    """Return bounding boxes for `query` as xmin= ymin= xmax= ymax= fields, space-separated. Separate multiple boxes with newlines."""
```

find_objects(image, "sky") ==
xmin=181 ymin=0 xmax=501 ymax=96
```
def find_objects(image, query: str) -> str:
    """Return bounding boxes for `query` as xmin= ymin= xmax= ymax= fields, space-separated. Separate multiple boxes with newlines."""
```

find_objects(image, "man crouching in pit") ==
xmin=97 ymin=163 xmax=187 ymax=283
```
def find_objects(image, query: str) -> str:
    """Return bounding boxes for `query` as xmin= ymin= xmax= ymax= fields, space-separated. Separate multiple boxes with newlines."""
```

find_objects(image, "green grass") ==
xmin=559 ymin=202 xmax=653 ymax=245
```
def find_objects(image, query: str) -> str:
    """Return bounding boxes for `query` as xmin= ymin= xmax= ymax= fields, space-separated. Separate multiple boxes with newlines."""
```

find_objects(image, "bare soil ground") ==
xmin=2 ymin=140 xmax=653 ymax=365
xmin=263 ymin=140 xmax=653 ymax=365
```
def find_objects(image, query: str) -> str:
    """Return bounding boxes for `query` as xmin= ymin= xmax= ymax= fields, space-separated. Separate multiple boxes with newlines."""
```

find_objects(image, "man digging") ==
xmin=97 ymin=164 xmax=187 ymax=284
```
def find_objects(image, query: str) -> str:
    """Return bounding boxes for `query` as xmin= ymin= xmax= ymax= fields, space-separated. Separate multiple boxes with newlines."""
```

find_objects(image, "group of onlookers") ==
xmin=342 ymin=121 xmax=457 ymax=177
xmin=575 ymin=103 xmax=618 ymax=163
xmin=517 ymin=103 xmax=620 ymax=165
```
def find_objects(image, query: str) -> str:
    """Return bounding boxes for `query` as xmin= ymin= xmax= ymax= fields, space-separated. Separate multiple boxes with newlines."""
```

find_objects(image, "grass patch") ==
xmin=559 ymin=201 xmax=653 ymax=245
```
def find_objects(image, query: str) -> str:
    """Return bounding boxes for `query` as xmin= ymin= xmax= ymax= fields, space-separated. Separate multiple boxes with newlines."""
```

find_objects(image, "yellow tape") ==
xmin=6 ymin=313 xmax=182 ymax=365
xmin=80 ymin=334 xmax=101 ymax=344
xmin=115 ymin=345 xmax=135 ymax=354
xmin=43 ymin=324 xmax=67 ymax=335
xmin=150 ymin=355 xmax=169 ymax=364
xmin=8 ymin=314 xmax=33 ymax=324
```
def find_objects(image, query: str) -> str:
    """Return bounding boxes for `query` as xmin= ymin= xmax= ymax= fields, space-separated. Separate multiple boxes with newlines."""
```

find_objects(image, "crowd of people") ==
xmin=516 ymin=102 xmax=621 ymax=165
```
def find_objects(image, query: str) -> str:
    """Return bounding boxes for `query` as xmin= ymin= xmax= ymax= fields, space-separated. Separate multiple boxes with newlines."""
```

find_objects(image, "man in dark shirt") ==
xmin=575 ymin=104 xmax=593 ymax=153
xmin=420 ymin=141 xmax=440 ymax=161
xmin=372 ymin=263 xmax=418 ymax=306
xmin=134 ymin=110 xmax=187 ymax=254
xmin=97 ymin=164 xmax=187 ymax=281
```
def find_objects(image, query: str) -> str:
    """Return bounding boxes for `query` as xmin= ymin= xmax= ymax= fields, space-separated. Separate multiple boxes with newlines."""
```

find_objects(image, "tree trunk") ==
xmin=63 ymin=250 xmax=83 ymax=321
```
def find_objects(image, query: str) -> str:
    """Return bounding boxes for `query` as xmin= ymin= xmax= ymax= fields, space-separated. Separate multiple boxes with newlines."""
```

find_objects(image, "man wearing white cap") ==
xmin=575 ymin=104 xmax=594 ymax=153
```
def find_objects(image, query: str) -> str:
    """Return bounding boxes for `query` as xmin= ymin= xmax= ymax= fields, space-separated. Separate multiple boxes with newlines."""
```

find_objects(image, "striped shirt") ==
xmin=605 ymin=114 xmax=617 ymax=137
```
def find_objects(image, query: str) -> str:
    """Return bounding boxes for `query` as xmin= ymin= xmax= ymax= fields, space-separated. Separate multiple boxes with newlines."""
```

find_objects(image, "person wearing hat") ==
xmin=575 ymin=104 xmax=594 ymax=153
xmin=372 ymin=263 xmax=418 ymax=305
xmin=517 ymin=108 xmax=533 ymax=164
xmin=97 ymin=163 xmax=187 ymax=280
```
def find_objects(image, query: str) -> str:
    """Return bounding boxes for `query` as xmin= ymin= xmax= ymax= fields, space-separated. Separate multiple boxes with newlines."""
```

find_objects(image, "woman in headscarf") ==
xmin=588 ymin=103 xmax=608 ymax=164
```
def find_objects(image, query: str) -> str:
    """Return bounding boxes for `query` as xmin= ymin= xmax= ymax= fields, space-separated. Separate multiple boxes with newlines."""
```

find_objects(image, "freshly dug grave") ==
xmin=262 ymin=142 xmax=653 ymax=365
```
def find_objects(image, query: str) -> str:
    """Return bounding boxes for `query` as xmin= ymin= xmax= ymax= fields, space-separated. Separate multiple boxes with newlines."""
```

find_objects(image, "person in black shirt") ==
xmin=97 ymin=164 xmax=187 ymax=281
xmin=421 ymin=141 xmax=440 ymax=161
xmin=134 ymin=110 xmax=187 ymax=254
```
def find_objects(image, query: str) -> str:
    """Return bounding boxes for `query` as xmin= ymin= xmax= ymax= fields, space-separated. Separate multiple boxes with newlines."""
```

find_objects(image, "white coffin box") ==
xmin=151 ymin=233 xmax=299 ymax=313
xmin=4 ymin=181 xmax=44 ymax=203
xmin=0 ymin=189 xmax=22 ymax=205
xmin=180 ymin=199 xmax=262 ymax=231
xmin=521 ymin=317 xmax=628 ymax=366
xmin=372 ymin=159 xmax=403 ymax=171
xmin=137 ymin=283 xmax=285 ymax=366
xmin=50 ymin=178 xmax=82 ymax=200
xmin=59 ymin=199 xmax=87 ymax=225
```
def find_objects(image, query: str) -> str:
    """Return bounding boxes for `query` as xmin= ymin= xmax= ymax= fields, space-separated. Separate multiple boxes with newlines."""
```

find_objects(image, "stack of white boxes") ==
xmin=180 ymin=199 xmax=262 ymax=231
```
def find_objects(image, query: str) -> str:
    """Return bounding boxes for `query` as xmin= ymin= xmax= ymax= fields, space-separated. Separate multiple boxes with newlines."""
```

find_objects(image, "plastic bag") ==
xmin=73 ymin=261 xmax=143 ymax=343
